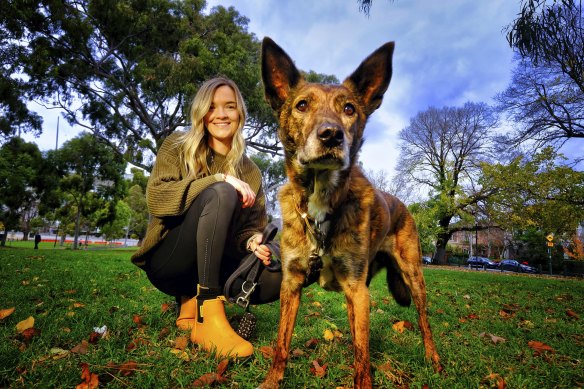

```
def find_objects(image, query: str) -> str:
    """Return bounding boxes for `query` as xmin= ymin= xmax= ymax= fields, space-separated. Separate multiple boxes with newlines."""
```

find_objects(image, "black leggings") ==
xmin=145 ymin=182 xmax=281 ymax=304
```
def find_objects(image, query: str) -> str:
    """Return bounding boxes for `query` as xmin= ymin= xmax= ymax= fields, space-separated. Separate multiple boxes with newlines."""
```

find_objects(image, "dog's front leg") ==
xmin=344 ymin=282 xmax=373 ymax=389
xmin=259 ymin=274 xmax=304 ymax=389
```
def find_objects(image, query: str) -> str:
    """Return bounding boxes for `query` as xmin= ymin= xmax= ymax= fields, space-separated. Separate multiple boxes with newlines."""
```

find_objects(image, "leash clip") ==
xmin=236 ymin=280 xmax=257 ymax=308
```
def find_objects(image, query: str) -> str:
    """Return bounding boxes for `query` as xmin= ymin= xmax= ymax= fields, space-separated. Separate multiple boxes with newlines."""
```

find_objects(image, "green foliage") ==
xmin=250 ymin=153 xmax=286 ymax=216
xmin=481 ymin=147 xmax=584 ymax=236
xmin=124 ymin=184 xmax=148 ymax=241
xmin=0 ymin=138 xmax=44 ymax=244
xmin=408 ymin=202 xmax=438 ymax=255
xmin=54 ymin=133 xmax=126 ymax=248
xmin=2 ymin=0 xmax=278 ymax=171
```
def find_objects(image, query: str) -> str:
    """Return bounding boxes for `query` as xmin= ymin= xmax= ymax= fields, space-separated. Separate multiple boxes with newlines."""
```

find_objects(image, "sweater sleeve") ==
xmin=146 ymin=134 xmax=224 ymax=218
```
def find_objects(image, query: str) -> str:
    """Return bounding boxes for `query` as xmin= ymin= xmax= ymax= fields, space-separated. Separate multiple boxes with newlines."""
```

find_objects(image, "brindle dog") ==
xmin=259 ymin=37 xmax=442 ymax=388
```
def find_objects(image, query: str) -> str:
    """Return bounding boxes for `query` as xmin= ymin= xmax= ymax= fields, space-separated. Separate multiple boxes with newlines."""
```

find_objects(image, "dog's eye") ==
xmin=296 ymin=100 xmax=308 ymax=112
xmin=344 ymin=103 xmax=355 ymax=116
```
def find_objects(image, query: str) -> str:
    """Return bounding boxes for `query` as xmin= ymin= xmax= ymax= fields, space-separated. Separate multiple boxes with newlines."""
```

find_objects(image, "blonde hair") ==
xmin=178 ymin=77 xmax=247 ymax=178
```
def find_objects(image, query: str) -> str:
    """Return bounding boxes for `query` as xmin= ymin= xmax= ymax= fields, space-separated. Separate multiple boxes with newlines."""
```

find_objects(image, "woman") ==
xmin=131 ymin=77 xmax=281 ymax=358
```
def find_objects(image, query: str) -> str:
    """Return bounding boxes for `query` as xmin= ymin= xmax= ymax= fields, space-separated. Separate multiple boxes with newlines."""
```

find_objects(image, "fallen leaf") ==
xmin=157 ymin=327 xmax=170 ymax=340
xmin=132 ymin=314 xmax=145 ymax=326
xmin=305 ymin=338 xmax=319 ymax=349
xmin=528 ymin=340 xmax=555 ymax=356
xmin=216 ymin=359 xmax=229 ymax=376
xmin=481 ymin=373 xmax=506 ymax=389
xmin=566 ymin=309 xmax=580 ymax=320
xmin=193 ymin=373 xmax=217 ymax=386
xmin=88 ymin=332 xmax=101 ymax=344
xmin=16 ymin=316 xmax=35 ymax=333
xmin=0 ymin=307 xmax=15 ymax=320
xmin=71 ymin=340 xmax=90 ymax=355
xmin=161 ymin=303 xmax=171 ymax=313
xmin=174 ymin=336 xmax=188 ymax=350
xmin=118 ymin=361 xmax=138 ymax=377
xmin=20 ymin=327 xmax=41 ymax=344
xmin=463 ymin=294 xmax=471 ymax=300
xmin=76 ymin=363 xmax=99 ymax=389
xmin=392 ymin=320 xmax=414 ymax=333
xmin=479 ymin=332 xmax=506 ymax=345
xmin=292 ymin=348 xmax=305 ymax=357
xmin=259 ymin=346 xmax=274 ymax=359
xmin=49 ymin=347 xmax=70 ymax=360
xmin=170 ymin=349 xmax=190 ymax=361
xmin=310 ymin=359 xmax=327 ymax=378
xmin=312 ymin=301 xmax=322 ymax=308
xmin=323 ymin=329 xmax=335 ymax=342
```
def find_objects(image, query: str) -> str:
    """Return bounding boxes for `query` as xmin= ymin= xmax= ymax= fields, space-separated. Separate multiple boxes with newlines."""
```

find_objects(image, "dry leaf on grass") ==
xmin=76 ymin=363 xmax=99 ymax=389
xmin=479 ymin=332 xmax=506 ymax=345
xmin=173 ymin=336 xmax=188 ymax=350
xmin=193 ymin=359 xmax=229 ymax=387
xmin=0 ymin=307 xmax=15 ymax=320
xmin=71 ymin=340 xmax=90 ymax=355
xmin=310 ymin=359 xmax=327 ymax=378
xmin=481 ymin=373 xmax=506 ymax=389
xmin=528 ymin=340 xmax=555 ymax=356
xmin=566 ymin=309 xmax=580 ymax=320
xmin=259 ymin=345 xmax=274 ymax=359
xmin=16 ymin=316 xmax=35 ymax=333
xmin=392 ymin=320 xmax=414 ymax=333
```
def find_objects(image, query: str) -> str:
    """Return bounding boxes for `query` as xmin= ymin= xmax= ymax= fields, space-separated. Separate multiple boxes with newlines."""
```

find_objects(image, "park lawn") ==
xmin=0 ymin=247 xmax=583 ymax=388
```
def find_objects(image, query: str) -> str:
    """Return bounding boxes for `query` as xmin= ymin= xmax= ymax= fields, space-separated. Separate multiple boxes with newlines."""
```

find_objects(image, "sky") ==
xmin=25 ymin=0 xmax=583 ymax=176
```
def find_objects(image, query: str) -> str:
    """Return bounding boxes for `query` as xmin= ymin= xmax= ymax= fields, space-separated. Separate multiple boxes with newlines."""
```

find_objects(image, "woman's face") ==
xmin=204 ymin=85 xmax=240 ymax=154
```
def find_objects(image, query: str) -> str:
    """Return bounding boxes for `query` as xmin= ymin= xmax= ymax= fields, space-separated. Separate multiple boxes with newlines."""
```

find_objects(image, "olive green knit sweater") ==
xmin=131 ymin=132 xmax=267 ymax=268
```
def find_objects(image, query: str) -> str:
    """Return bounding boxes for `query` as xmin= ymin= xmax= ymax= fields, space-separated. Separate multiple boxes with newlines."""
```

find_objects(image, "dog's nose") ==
xmin=317 ymin=124 xmax=344 ymax=147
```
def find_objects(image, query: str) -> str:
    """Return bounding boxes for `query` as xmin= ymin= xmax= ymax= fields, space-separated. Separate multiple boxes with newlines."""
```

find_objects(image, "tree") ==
xmin=395 ymin=102 xmax=499 ymax=264
xmin=0 ymin=138 xmax=44 ymax=245
xmin=480 ymin=147 xmax=584 ymax=236
xmin=0 ymin=7 xmax=43 ymax=140
xmin=501 ymin=0 xmax=584 ymax=148
xmin=3 ymin=0 xmax=278 ymax=171
xmin=249 ymin=153 xmax=286 ymax=217
xmin=55 ymin=133 xmax=126 ymax=249
xmin=506 ymin=0 xmax=583 ymax=91
xmin=124 ymin=184 xmax=148 ymax=243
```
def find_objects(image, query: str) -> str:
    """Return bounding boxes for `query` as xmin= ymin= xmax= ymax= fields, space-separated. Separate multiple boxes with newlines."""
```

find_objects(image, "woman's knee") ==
xmin=198 ymin=182 xmax=238 ymax=208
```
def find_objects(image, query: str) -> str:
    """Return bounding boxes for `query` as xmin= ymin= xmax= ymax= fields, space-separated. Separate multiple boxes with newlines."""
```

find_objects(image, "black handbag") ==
xmin=224 ymin=223 xmax=281 ymax=340
xmin=224 ymin=223 xmax=281 ymax=308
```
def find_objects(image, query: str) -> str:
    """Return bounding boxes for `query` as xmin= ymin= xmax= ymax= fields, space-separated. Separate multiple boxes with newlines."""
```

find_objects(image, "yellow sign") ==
xmin=546 ymin=234 xmax=554 ymax=242
xmin=547 ymin=242 xmax=554 ymax=247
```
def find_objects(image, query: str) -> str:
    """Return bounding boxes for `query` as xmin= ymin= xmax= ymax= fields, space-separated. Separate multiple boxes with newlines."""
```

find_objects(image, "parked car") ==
xmin=499 ymin=259 xmax=538 ymax=274
xmin=422 ymin=256 xmax=432 ymax=265
xmin=466 ymin=256 xmax=498 ymax=269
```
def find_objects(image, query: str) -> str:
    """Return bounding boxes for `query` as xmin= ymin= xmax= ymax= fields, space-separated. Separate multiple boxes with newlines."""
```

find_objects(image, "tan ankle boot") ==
xmin=191 ymin=296 xmax=253 ymax=358
xmin=176 ymin=296 xmax=197 ymax=330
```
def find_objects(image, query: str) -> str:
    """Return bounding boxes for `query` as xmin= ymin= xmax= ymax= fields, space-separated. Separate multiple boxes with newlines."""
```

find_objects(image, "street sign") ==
xmin=547 ymin=242 xmax=554 ymax=247
xmin=546 ymin=234 xmax=554 ymax=242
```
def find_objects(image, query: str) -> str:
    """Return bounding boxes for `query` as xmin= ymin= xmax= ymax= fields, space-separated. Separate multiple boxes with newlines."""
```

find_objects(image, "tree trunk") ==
xmin=73 ymin=208 xmax=81 ymax=250
xmin=433 ymin=217 xmax=453 ymax=265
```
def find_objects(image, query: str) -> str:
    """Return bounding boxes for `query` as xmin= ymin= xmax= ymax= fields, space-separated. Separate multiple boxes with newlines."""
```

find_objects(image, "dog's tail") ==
xmin=385 ymin=255 xmax=412 ymax=307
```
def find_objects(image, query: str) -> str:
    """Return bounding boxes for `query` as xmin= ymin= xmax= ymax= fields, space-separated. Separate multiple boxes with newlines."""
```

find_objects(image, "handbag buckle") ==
xmin=236 ymin=280 xmax=257 ymax=308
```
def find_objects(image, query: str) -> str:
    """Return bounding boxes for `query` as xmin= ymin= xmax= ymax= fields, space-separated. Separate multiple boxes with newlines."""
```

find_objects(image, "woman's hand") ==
xmin=248 ymin=234 xmax=272 ymax=266
xmin=224 ymin=174 xmax=256 ymax=208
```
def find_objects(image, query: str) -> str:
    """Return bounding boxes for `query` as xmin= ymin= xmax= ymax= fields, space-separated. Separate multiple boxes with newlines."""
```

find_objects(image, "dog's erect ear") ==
xmin=262 ymin=37 xmax=302 ymax=111
xmin=344 ymin=41 xmax=394 ymax=116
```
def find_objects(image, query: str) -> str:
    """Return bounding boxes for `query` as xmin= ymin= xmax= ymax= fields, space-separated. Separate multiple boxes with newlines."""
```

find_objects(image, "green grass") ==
xmin=1 ymin=247 xmax=583 ymax=388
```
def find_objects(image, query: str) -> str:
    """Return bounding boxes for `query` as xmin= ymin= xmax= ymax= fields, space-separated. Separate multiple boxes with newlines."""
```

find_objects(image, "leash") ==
xmin=292 ymin=193 xmax=332 ymax=285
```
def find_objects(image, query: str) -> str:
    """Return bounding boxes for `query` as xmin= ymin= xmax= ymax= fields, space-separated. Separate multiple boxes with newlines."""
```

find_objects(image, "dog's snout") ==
xmin=317 ymin=124 xmax=344 ymax=147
